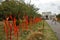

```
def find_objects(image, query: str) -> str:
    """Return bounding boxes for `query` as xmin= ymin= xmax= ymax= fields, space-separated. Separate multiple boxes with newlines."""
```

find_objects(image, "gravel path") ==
xmin=46 ymin=20 xmax=60 ymax=40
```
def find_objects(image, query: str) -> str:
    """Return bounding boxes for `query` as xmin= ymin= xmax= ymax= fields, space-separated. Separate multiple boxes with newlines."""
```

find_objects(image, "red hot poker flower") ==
xmin=4 ymin=20 xmax=8 ymax=40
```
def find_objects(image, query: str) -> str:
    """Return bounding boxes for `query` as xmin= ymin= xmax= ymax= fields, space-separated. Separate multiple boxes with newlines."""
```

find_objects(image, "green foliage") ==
xmin=0 ymin=0 xmax=41 ymax=20
xmin=0 ymin=18 xmax=3 ymax=21
xmin=56 ymin=14 xmax=60 ymax=18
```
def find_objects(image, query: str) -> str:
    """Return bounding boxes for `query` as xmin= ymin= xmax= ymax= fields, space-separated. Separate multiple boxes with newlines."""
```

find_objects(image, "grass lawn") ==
xmin=0 ymin=21 xmax=58 ymax=40
xmin=43 ymin=21 xmax=58 ymax=40
xmin=58 ymin=20 xmax=60 ymax=23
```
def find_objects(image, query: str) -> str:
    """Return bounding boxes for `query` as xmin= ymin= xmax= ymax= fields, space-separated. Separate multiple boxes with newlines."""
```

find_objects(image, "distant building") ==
xmin=42 ymin=12 xmax=52 ymax=20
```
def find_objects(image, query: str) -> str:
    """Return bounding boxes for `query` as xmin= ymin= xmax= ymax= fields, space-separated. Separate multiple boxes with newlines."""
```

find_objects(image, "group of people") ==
xmin=52 ymin=16 xmax=57 ymax=24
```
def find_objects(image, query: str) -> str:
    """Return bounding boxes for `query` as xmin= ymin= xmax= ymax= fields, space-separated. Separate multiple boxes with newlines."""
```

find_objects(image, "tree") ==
xmin=56 ymin=14 xmax=60 ymax=21
xmin=0 ymin=0 xmax=41 ymax=20
xmin=56 ymin=14 xmax=60 ymax=18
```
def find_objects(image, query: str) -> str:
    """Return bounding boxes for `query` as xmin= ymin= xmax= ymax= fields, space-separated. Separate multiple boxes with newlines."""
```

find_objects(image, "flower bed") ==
xmin=0 ymin=21 xmax=58 ymax=40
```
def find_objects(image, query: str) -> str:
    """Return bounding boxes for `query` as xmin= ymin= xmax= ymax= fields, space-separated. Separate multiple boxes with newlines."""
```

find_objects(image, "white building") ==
xmin=42 ymin=12 xmax=52 ymax=20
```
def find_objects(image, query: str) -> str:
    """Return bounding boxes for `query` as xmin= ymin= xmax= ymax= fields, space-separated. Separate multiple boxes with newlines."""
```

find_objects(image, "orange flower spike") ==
xmin=25 ymin=20 xmax=28 ymax=30
xmin=13 ymin=17 xmax=16 ymax=27
xmin=9 ymin=23 xmax=12 ymax=40
xmin=13 ymin=17 xmax=19 ymax=40
xmin=4 ymin=21 xmax=7 ymax=33
xmin=25 ymin=16 xmax=28 ymax=30
xmin=25 ymin=16 xmax=28 ymax=25
xmin=14 ymin=26 xmax=17 ymax=36
xmin=10 ymin=15 xmax=12 ymax=19
xmin=6 ymin=17 xmax=12 ymax=40
xmin=4 ymin=20 xmax=8 ymax=40
xmin=8 ymin=22 xmax=12 ymax=30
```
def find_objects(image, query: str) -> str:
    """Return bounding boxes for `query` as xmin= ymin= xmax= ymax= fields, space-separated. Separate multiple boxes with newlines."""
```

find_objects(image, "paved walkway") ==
xmin=46 ymin=20 xmax=60 ymax=40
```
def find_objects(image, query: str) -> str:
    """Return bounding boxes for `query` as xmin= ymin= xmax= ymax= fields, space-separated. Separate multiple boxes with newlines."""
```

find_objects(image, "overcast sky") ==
xmin=25 ymin=0 xmax=60 ymax=15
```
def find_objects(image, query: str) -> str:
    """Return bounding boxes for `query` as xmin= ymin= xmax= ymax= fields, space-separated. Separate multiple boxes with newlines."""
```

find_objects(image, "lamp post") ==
xmin=43 ymin=17 xmax=44 ymax=30
xmin=42 ymin=13 xmax=44 ymax=30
